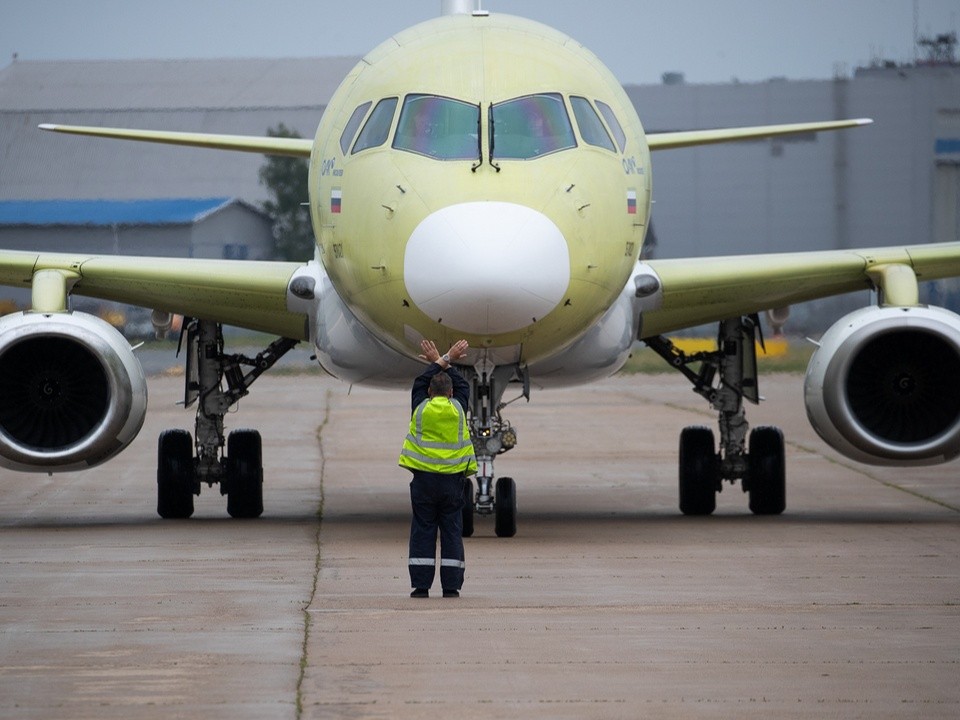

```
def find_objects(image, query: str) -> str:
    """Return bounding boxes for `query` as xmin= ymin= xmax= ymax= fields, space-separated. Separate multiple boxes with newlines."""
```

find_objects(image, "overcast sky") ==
xmin=2 ymin=0 xmax=958 ymax=85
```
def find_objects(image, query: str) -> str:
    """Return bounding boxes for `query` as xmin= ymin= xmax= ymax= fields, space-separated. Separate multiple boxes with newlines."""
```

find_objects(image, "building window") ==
xmin=223 ymin=244 xmax=249 ymax=260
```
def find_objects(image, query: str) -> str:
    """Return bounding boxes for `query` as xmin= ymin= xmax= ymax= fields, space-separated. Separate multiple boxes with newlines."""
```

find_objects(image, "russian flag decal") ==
xmin=626 ymin=189 xmax=637 ymax=215
xmin=330 ymin=188 xmax=342 ymax=214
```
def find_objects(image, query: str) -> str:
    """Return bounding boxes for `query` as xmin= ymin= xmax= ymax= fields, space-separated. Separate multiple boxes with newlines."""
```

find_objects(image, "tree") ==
xmin=258 ymin=124 xmax=314 ymax=261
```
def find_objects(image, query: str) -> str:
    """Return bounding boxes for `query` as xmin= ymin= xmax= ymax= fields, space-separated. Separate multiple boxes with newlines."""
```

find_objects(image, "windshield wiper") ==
xmin=487 ymin=102 xmax=501 ymax=172
xmin=471 ymin=101 xmax=482 ymax=172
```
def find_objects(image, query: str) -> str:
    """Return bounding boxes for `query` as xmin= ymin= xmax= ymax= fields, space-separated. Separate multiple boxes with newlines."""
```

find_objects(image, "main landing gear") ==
xmin=646 ymin=315 xmax=786 ymax=516
xmin=156 ymin=319 xmax=297 ymax=519
xmin=461 ymin=364 xmax=528 ymax=537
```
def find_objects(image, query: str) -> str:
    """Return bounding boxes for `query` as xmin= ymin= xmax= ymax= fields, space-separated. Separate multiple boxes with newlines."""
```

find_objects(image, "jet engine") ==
xmin=804 ymin=305 xmax=960 ymax=465
xmin=0 ymin=311 xmax=148 ymax=472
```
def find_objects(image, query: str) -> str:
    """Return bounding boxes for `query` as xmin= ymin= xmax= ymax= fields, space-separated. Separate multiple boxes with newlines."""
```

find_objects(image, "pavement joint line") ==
xmin=295 ymin=389 xmax=331 ymax=720
xmin=788 ymin=441 xmax=960 ymax=514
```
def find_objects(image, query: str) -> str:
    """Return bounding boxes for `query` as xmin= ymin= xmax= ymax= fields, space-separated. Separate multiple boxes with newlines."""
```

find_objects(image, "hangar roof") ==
xmin=0 ymin=57 xmax=361 ymax=111
xmin=0 ymin=197 xmax=263 ymax=226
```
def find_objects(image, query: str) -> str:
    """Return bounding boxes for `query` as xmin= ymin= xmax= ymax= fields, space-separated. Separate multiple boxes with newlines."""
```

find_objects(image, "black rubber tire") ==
xmin=494 ymin=476 xmax=517 ymax=538
xmin=747 ymin=426 xmax=786 ymax=515
xmin=226 ymin=429 xmax=264 ymax=519
xmin=678 ymin=425 xmax=719 ymax=516
xmin=461 ymin=476 xmax=475 ymax=538
xmin=157 ymin=429 xmax=195 ymax=519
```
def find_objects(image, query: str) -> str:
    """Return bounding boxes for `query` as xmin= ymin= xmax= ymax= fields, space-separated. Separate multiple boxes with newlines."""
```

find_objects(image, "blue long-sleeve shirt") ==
xmin=411 ymin=363 xmax=470 ymax=414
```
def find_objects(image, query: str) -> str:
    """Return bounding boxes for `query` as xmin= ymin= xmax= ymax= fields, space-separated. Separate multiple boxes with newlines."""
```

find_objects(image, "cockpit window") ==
xmin=490 ymin=93 xmax=576 ymax=160
xmin=393 ymin=94 xmax=479 ymax=160
xmin=340 ymin=101 xmax=372 ymax=155
xmin=352 ymin=97 xmax=398 ymax=154
xmin=595 ymin=100 xmax=627 ymax=153
xmin=570 ymin=96 xmax=616 ymax=152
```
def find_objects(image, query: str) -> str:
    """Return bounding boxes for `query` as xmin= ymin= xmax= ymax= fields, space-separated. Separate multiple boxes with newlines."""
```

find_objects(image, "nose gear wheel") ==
xmin=461 ymin=363 xmax=527 ymax=536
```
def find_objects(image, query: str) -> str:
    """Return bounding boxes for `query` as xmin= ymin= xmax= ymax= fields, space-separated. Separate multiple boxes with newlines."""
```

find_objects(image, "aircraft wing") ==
xmin=40 ymin=119 xmax=872 ymax=156
xmin=38 ymin=124 xmax=314 ymax=157
xmin=641 ymin=242 xmax=960 ymax=337
xmin=14 ymin=126 xmax=314 ymax=336
xmin=0 ymin=250 xmax=309 ymax=339
xmin=647 ymin=118 xmax=872 ymax=150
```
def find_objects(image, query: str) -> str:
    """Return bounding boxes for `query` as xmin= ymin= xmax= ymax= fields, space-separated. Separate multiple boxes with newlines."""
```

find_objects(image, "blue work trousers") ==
xmin=408 ymin=471 xmax=465 ymax=591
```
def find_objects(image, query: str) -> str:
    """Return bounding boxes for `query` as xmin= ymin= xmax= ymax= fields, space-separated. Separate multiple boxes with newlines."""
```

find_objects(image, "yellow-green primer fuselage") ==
xmin=309 ymin=13 xmax=650 ymax=366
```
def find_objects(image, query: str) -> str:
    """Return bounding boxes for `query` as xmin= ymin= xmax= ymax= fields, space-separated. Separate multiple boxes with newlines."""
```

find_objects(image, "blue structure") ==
xmin=0 ymin=198 xmax=236 ymax=227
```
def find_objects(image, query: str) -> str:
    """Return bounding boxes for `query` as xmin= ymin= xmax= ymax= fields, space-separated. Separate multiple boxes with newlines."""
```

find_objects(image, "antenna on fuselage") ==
xmin=441 ymin=0 xmax=480 ymax=15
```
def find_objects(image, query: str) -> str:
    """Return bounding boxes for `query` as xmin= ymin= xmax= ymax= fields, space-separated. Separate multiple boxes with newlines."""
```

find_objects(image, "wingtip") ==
xmin=855 ymin=118 xmax=874 ymax=126
xmin=37 ymin=123 xmax=57 ymax=131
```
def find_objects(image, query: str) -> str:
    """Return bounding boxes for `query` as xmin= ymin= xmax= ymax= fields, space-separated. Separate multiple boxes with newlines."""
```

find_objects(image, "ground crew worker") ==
xmin=399 ymin=339 xmax=477 ymax=598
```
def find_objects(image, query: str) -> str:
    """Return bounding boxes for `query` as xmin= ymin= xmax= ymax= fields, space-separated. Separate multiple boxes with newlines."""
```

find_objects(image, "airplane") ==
xmin=2 ymin=5 xmax=960 ymax=535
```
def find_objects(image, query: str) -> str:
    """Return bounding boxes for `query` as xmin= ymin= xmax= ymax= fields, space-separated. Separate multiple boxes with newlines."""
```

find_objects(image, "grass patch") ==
xmin=619 ymin=338 xmax=817 ymax=375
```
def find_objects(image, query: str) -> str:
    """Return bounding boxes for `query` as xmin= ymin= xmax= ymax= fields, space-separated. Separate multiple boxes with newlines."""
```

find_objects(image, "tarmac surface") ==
xmin=0 ymin=367 xmax=958 ymax=719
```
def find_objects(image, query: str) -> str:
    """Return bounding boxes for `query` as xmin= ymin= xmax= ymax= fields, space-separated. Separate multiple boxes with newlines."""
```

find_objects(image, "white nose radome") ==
xmin=404 ymin=202 xmax=570 ymax=335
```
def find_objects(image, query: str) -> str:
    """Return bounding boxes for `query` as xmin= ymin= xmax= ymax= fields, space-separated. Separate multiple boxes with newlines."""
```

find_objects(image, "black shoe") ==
xmin=442 ymin=590 xmax=459 ymax=598
xmin=410 ymin=588 xmax=429 ymax=598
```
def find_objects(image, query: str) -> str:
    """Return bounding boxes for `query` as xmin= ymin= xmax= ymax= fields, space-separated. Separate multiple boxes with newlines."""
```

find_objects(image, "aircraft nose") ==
xmin=404 ymin=202 xmax=570 ymax=336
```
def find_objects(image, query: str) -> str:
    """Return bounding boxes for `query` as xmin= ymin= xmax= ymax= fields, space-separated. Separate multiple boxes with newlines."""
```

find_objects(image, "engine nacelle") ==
xmin=804 ymin=305 xmax=960 ymax=465
xmin=0 ymin=311 xmax=148 ymax=472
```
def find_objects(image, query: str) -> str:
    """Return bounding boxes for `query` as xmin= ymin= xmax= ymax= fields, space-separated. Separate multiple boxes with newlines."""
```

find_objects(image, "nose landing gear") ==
xmin=462 ymin=363 xmax=527 ymax=537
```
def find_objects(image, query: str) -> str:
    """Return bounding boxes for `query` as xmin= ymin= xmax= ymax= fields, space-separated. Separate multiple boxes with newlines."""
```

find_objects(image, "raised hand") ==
xmin=418 ymin=339 xmax=440 ymax=363
xmin=446 ymin=339 xmax=469 ymax=361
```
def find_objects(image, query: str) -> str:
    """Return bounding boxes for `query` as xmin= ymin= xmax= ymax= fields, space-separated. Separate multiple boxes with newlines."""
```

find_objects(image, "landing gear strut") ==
xmin=461 ymin=363 xmax=527 ymax=537
xmin=156 ymin=318 xmax=297 ymax=519
xmin=646 ymin=315 xmax=786 ymax=516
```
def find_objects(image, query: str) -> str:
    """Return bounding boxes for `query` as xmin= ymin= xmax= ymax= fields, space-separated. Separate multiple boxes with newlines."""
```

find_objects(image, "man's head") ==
xmin=428 ymin=372 xmax=453 ymax=398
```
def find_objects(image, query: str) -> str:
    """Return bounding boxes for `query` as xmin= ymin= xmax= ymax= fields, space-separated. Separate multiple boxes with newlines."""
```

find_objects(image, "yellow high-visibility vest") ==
xmin=399 ymin=396 xmax=477 ymax=476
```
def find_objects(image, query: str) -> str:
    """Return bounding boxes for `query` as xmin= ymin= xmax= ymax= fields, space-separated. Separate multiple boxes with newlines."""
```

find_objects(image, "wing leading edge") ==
xmin=647 ymin=118 xmax=873 ymax=151
xmin=38 ymin=124 xmax=314 ymax=158
xmin=0 ymin=250 xmax=309 ymax=340
xmin=642 ymin=242 xmax=960 ymax=337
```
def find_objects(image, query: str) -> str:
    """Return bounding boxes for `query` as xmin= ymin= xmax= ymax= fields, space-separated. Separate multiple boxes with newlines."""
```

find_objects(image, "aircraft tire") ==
xmin=226 ymin=429 xmax=264 ymax=519
xmin=678 ymin=425 xmax=718 ymax=516
xmin=494 ymin=476 xmax=517 ymax=537
xmin=157 ymin=429 xmax=195 ymax=519
xmin=747 ymin=426 xmax=786 ymax=515
xmin=461 ymin=476 xmax=475 ymax=538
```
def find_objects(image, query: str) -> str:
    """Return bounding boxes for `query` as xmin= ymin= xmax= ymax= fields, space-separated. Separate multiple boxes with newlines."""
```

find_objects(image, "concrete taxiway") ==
xmin=0 ymin=369 xmax=958 ymax=719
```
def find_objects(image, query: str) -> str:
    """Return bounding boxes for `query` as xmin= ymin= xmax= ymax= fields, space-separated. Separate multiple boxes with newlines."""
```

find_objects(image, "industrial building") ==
xmin=0 ymin=48 xmax=958 ymax=327
xmin=0 ymin=197 xmax=272 ymax=259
